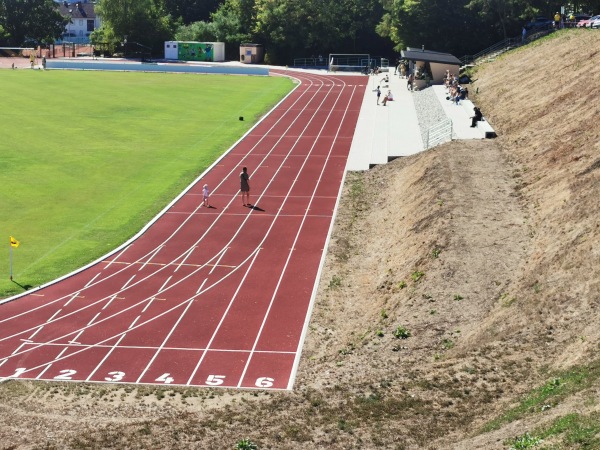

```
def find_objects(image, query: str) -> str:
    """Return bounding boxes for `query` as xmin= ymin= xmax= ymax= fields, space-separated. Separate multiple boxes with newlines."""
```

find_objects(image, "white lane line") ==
xmin=135 ymin=294 xmax=197 ymax=384
xmin=236 ymin=77 xmax=355 ymax=388
xmin=71 ymin=307 xmax=102 ymax=346
xmin=129 ymin=316 xmax=141 ymax=330
xmin=196 ymin=278 xmax=208 ymax=295
xmin=11 ymin=342 xmax=28 ymax=356
xmin=85 ymin=273 xmax=102 ymax=287
xmin=209 ymin=248 xmax=229 ymax=275
xmin=102 ymin=294 xmax=120 ymax=311
xmin=139 ymin=245 xmax=164 ymax=271
xmin=87 ymin=268 xmax=150 ymax=382
xmin=175 ymin=246 xmax=197 ymax=272
xmin=85 ymin=333 xmax=127 ymax=382
xmin=0 ymin=244 xmax=161 ymax=325
xmin=186 ymin=249 xmax=262 ymax=386
xmin=104 ymin=244 xmax=132 ymax=270
xmin=143 ymin=276 xmax=171 ymax=313
xmin=64 ymin=291 xmax=83 ymax=307
xmin=35 ymin=346 xmax=69 ymax=380
xmin=48 ymin=309 xmax=63 ymax=322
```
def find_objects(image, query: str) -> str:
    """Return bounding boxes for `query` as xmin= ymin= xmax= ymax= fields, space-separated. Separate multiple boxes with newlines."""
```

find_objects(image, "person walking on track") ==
xmin=240 ymin=166 xmax=250 ymax=206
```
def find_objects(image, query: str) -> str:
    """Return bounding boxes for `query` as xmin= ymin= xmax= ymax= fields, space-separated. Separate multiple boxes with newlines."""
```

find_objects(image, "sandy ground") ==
xmin=0 ymin=29 xmax=599 ymax=449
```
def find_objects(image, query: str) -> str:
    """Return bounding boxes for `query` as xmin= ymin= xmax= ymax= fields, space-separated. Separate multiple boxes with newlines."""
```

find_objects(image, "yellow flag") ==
xmin=10 ymin=236 xmax=20 ymax=248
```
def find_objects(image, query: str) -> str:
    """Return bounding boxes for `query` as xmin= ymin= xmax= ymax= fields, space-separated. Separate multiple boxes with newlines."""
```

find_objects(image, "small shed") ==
xmin=164 ymin=41 xmax=225 ymax=62
xmin=400 ymin=47 xmax=461 ymax=84
xmin=239 ymin=43 xmax=264 ymax=64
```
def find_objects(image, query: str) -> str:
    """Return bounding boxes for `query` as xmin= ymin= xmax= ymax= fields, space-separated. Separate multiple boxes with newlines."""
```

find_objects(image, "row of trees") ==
xmin=2 ymin=0 xmax=600 ymax=63
xmin=0 ymin=0 xmax=66 ymax=47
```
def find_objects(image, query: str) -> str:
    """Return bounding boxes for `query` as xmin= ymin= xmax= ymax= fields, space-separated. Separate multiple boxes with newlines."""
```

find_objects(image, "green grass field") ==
xmin=0 ymin=69 xmax=294 ymax=298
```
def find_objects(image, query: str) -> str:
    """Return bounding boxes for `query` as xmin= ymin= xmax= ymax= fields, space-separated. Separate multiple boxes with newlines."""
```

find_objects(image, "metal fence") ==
xmin=292 ymin=57 xmax=329 ymax=68
xmin=460 ymin=29 xmax=554 ymax=66
xmin=425 ymin=118 xmax=453 ymax=149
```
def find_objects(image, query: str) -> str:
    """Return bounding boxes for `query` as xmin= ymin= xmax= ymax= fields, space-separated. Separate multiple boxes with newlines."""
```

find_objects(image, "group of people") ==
xmin=394 ymin=60 xmax=409 ymax=79
xmin=200 ymin=166 xmax=251 ymax=209
xmin=28 ymin=53 xmax=47 ymax=69
xmin=443 ymin=70 xmax=469 ymax=105
xmin=376 ymin=86 xmax=394 ymax=105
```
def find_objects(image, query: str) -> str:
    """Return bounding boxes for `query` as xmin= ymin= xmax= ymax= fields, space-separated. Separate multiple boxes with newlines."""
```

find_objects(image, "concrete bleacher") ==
xmin=431 ymin=85 xmax=496 ymax=139
xmin=346 ymin=73 xmax=424 ymax=171
xmin=346 ymin=76 xmax=496 ymax=171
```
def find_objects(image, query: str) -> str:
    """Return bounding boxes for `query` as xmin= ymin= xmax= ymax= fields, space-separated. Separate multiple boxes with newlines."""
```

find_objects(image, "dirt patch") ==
xmin=0 ymin=29 xmax=599 ymax=449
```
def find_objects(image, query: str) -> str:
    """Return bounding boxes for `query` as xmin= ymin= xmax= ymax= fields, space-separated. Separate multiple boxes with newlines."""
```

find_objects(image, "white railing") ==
xmin=426 ymin=118 xmax=453 ymax=149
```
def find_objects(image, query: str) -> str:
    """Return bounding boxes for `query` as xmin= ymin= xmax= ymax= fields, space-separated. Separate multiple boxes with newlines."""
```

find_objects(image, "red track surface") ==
xmin=0 ymin=70 xmax=366 ymax=390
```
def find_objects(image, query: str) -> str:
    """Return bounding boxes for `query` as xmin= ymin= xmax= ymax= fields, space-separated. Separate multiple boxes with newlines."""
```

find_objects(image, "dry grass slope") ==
xmin=0 ymin=30 xmax=598 ymax=449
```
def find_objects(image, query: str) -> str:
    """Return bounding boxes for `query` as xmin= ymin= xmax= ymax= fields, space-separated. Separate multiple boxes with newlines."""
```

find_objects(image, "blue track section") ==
xmin=46 ymin=59 xmax=269 ymax=76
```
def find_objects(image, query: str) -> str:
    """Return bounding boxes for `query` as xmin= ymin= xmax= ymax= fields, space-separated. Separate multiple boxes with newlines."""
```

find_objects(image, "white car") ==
xmin=591 ymin=16 xmax=600 ymax=28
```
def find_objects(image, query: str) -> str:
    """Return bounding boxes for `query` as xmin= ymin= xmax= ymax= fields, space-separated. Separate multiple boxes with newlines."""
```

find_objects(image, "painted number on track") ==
xmin=105 ymin=371 xmax=126 ymax=382
xmin=156 ymin=373 xmax=174 ymax=384
xmin=255 ymin=377 xmax=274 ymax=388
xmin=54 ymin=369 xmax=77 ymax=380
xmin=205 ymin=374 xmax=225 ymax=386
xmin=10 ymin=368 xmax=27 ymax=378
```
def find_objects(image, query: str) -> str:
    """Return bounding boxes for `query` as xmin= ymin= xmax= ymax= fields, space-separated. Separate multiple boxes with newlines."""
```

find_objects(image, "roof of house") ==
xmin=401 ymin=47 xmax=461 ymax=65
xmin=58 ymin=2 xmax=96 ymax=19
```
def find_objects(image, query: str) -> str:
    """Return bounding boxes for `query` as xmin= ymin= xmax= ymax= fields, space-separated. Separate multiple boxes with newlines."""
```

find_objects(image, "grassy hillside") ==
xmin=0 ymin=29 xmax=598 ymax=449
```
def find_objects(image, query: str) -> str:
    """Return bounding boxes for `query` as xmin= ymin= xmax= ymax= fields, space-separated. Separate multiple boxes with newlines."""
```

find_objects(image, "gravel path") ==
xmin=413 ymin=86 xmax=449 ymax=145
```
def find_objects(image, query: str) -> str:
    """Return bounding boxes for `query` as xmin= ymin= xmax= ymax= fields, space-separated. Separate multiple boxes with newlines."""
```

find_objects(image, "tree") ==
xmin=163 ymin=0 xmax=222 ymax=24
xmin=174 ymin=1 xmax=250 ymax=60
xmin=466 ymin=0 xmax=532 ymax=39
xmin=377 ymin=0 xmax=496 ymax=59
xmin=93 ymin=0 xmax=174 ymax=54
xmin=0 ymin=0 xmax=66 ymax=46
xmin=250 ymin=0 xmax=392 ymax=64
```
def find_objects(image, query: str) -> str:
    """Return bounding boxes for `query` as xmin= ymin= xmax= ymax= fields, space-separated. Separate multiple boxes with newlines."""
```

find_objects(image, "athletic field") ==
xmin=0 ymin=70 xmax=294 ymax=298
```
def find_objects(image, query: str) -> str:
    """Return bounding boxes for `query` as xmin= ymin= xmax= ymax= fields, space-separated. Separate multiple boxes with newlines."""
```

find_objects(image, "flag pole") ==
xmin=10 ymin=244 xmax=13 ymax=280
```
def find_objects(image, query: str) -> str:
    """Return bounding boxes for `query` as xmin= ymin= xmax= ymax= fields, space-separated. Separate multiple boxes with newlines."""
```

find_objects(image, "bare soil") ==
xmin=1 ymin=30 xmax=599 ymax=449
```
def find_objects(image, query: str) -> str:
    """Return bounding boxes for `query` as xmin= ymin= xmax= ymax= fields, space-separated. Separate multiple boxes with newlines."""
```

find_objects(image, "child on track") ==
xmin=202 ymin=184 xmax=210 ymax=207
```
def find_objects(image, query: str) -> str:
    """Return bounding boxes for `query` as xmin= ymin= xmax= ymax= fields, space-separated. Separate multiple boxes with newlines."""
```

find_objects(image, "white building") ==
xmin=57 ymin=1 xmax=101 ymax=44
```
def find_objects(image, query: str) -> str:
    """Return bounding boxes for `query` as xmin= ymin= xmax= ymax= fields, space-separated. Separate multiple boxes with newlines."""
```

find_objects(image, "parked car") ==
xmin=565 ymin=14 xmax=589 ymax=26
xmin=524 ymin=17 xmax=554 ymax=31
xmin=572 ymin=14 xmax=591 ymax=21
xmin=591 ymin=16 xmax=600 ymax=28
xmin=577 ymin=14 xmax=599 ymax=27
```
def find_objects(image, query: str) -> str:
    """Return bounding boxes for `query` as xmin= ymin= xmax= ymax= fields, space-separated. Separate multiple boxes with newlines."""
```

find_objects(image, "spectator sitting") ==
xmin=454 ymin=86 xmax=467 ymax=104
xmin=447 ymin=84 xmax=459 ymax=101
xmin=444 ymin=70 xmax=451 ymax=86
xmin=470 ymin=107 xmax=483 ymax=127
xmin=386 ymin=90 xmax=394 ymax=101
xmin=382 ymin=93 xmax=389 ymax=106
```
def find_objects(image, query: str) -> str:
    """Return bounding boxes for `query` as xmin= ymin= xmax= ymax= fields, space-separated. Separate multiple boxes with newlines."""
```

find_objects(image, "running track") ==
xmin=0 ymin=70 xmax=366 ymax=390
